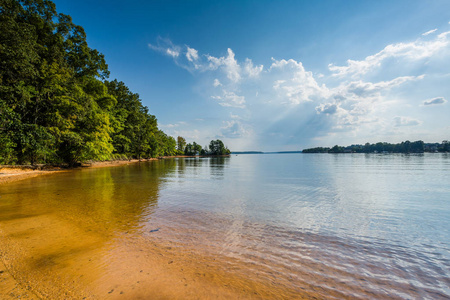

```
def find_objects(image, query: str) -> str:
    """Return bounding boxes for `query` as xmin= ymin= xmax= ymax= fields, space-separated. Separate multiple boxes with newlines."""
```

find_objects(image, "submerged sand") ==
xmin=0 ymin=203 xmax=313 ymax=299
xmin=0 ymin=159 xmax=314 ymax=299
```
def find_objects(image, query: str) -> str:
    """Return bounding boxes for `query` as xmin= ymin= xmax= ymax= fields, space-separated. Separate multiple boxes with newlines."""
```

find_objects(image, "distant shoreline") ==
xmin=302 ymin=140 xmax=449 ymax=154
xmin=232 ymin=151 xmax=302 ymax=154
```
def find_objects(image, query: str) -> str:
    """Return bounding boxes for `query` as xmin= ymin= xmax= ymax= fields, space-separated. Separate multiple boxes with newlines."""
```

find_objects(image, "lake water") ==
xmin=1 ymin=154 xmax=449 ymax=299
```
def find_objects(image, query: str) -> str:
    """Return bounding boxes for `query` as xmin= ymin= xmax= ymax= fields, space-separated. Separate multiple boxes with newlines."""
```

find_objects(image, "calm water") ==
xmin=1 ymin=154 xmax=449 ymax=299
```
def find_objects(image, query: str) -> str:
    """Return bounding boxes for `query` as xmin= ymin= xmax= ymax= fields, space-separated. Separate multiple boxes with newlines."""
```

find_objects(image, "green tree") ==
xmin=328 ymin=145 xmax=344 ymax=153
xmin=184 ymin=143 xmax=193 ymax=156
xmin=209 ymin=139 xmax=230 ymax=155
xmin=0 ymin=0 xmax=185 ymax=166
xmin=177 ymin=136 xmax=186 ymax=155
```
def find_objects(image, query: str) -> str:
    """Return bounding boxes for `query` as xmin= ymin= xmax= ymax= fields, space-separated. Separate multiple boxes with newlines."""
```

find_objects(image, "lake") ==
xmin=1 ymin=153 xmax=449 ymax=299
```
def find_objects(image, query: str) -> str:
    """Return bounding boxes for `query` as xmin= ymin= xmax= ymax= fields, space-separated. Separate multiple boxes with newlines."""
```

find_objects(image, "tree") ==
xmin=327 ymin=145 xmax=344 ymax=153
xmin=184 ymin=143 xmax=194 ymax=156
xmin=193 ymin=142 xmax=202 ymax=155
xmin=0 ymin=0 xmax=188 ymax=165
xmin=177 ymin=136 xmax=186 ymax=155
xmin=209 ymin=139 xmax=230 ymax=155
xmin=0 ymin=100 xmax=18 ymax=164
xmin=440 ymin=140 xmax=450 ymax=152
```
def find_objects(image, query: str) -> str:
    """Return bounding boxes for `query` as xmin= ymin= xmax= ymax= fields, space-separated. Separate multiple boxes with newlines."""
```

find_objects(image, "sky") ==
xmin=53 ymin=0 xmax=450 ymax=151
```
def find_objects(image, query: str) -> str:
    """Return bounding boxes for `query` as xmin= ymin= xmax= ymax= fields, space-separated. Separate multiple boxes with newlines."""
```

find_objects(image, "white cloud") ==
xmin=223 ymin=48 xmax=241 ymax=82
xmin=423 ymin=97 xmax=447 ymax=106
xmin=148 ymin=31 xmax=449 ymax=149
xmin=340 ymin=75 xmax=424 ymax=98
xmin=310 ymin=75 xmax=425 ymax=131
xmin=212 ymin=90 xmax=246 ymax=108
xmin=206 ymin=48 xmax=241 ymax=82
xmin=166 ymin=48 xmax=179 ymax=58
xmin=244 ymin=58 xmax=263 ymax=77
xmin=393 ymin=116 xmax=421 ymax=127
xmin=159 ymin=121 xmax=188 ymax=129
xmin=270 ymin=58 xmax=328 ymax=104
xmin=230 ymin=113 xmax=241 ymax=119
xmin=186 ymin=46 xmax=199 ymax=62
xmin=220 ymin=119 xmax=250 ymax=138
xmin=316 ymin=103 xmax=339 ymax=115
xmin=161 ymin=123 xmax=179 ymax=128
xmin=148 ymin=38 xmax=181 ymax=58
xmin=422 ymin=29 xmax=437 ymax=36
xmin=329 ymin=31 xmax=450 ymax=77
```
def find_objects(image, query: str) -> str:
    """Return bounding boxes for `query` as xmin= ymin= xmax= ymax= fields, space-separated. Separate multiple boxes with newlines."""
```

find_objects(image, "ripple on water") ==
xmin=1 ymin=154 xmax=449 ymax=299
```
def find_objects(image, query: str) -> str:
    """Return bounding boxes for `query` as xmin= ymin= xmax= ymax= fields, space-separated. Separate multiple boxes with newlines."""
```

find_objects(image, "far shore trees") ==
xmin=303 ymin=140 xmax=449 ymax=154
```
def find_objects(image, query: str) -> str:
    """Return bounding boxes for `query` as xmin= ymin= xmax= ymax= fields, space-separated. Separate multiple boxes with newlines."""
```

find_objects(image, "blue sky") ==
xmin=53 ymin=0 xmax=450 ymax=151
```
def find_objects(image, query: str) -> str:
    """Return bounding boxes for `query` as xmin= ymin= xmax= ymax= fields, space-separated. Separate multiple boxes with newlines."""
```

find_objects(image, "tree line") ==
xmin=302 ymin=140 xmax=450 ymax=153
xmin=176 ymin=137 xmax=231 ymax=156
xmin=0 ymin=0 xmax=230 ymax=166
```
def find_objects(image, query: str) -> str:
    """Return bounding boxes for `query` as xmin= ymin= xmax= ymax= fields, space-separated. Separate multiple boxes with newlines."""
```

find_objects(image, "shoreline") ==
xmin=0 ymin=159 xmax=151 ymax=185
xmin=0 ymin=155 xmax=231 ymax=185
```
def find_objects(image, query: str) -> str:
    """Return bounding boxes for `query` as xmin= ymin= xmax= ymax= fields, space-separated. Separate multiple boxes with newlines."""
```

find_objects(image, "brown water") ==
xmin=1 ymin=155 xmax=450 ymax=299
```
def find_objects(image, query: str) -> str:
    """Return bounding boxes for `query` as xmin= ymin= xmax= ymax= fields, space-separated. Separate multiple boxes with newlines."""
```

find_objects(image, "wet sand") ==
xmin=0 ymin=160 xmax=147 ymax=299
xmin=0 ymin=168 xmax=61 ymax=185
xmin=0 ymin=159 xmax=316 ymax=299
xmin=0 ymin=160 xmax=155 ymax=185
xmin=0 ymin=204 xmax=313 ymax=299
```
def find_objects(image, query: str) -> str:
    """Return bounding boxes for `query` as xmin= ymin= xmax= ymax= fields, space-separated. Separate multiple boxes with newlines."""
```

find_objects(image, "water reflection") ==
xmin=209 ymin=156 xmax=230 ymax=179
xmin=2 ymin=154 xmax=449 ymax=299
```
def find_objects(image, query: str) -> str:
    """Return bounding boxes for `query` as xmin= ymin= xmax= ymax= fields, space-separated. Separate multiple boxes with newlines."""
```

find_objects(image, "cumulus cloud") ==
xmin=315 ymin=103 xmax=338 ymax=115
xmin=207 ymin=48 xmax=241 ymax=82
xmin=148 ymin=31 xmax=449 ymax=149
xmin=329 ymin=31 xmax=450 ymax=77
xmin=166 ymin=48 xmax=179 ymax=57
xmin=393 ymin=116 xmax=421 ymax=127
xmin=423 ymin=97 xmax=447 ymax=106
xmin=270 ymin=58 xmax=328 ymax=104
xmin=186 ymin=46 xmax=199 ymax=61
xmin=244 ymin=58 xmax=263 ymax=77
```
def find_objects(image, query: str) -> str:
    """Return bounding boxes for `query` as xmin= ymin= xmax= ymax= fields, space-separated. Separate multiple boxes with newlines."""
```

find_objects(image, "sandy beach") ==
xmin=0 ymin=160 xmax=150 ymax=299
xmin=0 ymin=159 xmax=160 ymax=185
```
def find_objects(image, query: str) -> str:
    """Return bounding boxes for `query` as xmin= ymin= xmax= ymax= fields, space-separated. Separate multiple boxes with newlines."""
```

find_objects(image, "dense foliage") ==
xmin=183 ymin=138 xmax=231 ymax=156
xmin=0 ymin=0 xmax=180 ymax=165
xmin=302 ymin=140 xmax=450 ymax=153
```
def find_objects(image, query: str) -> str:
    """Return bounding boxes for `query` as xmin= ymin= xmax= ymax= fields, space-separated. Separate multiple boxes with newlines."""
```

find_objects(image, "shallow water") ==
xmin=1 ymin=154 xmax=449 ymax=299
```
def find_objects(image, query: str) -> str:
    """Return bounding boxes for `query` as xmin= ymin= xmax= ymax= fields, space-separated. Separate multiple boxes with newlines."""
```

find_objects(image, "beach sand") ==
xmin=0 ymin=159 xmax=157 ymax=185
xmin=0 ymin=158 xmax=313 ymax=299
